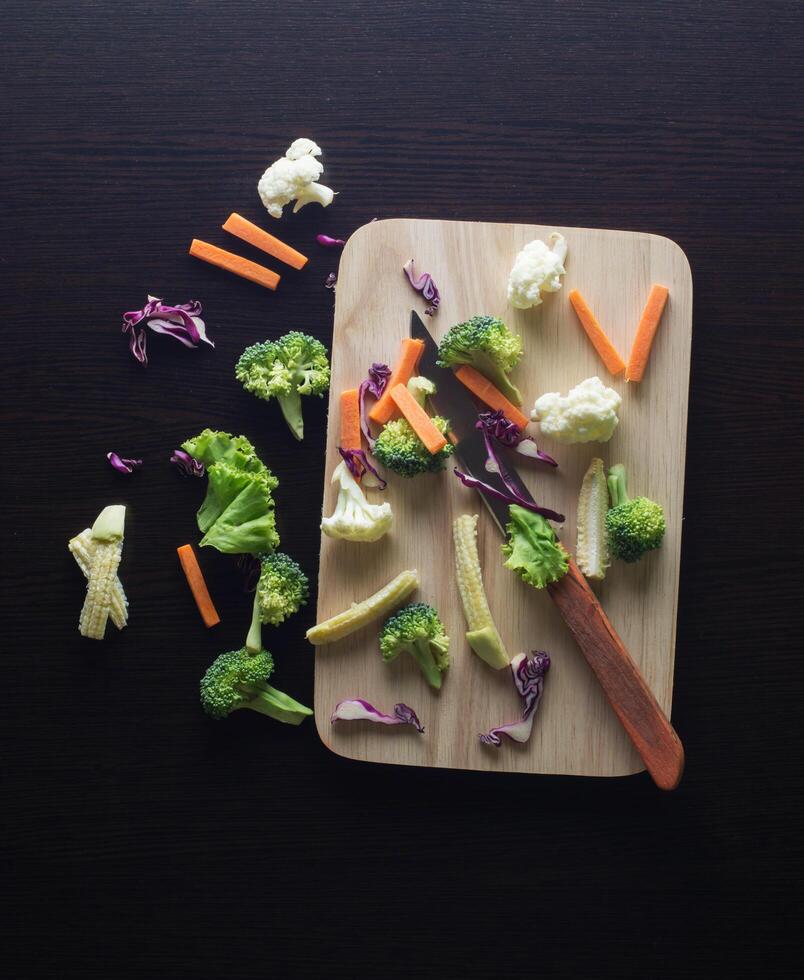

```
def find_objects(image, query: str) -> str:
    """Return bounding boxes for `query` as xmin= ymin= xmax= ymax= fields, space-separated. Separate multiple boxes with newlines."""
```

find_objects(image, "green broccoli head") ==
xmin=605 ymin=465 xmax=665 ymax=563
xmin=235 ymin=331 xmax=330 ymax=440
xmin=200 ymin=648 xmax=313 ymax=726
xmin=257 ymin=552 xmax=309 ymax=626
xmin=373 ymin=417 xmax=454 ymax=477
xmin=379 ymin=602 xmax=450 ymax=689
xmin=436 ymin=315 xmax=524 ymax=406
xmin=200 ymin=648 xmax=275 ymax=720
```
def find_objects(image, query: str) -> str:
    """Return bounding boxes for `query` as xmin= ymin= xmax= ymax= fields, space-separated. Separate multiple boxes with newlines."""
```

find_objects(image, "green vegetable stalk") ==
xmin=605 ymin=464 xmax=666 ymax=563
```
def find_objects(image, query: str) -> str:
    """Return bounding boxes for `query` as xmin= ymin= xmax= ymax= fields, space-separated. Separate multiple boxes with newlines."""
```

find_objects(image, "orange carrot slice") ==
xmin=389 ymin=383 xmax=448 ymax=454
xmin=453 ymin=365 xmax=529 ymax=430
xmin=568 ymin=289 xmax=626 ymax=376
xmin=222 ymin=213 xmax=308 ymax=270
xmin=340 ymin=388 xmax=362 ymax=451
xmin=369 ymin=338 xmax=425 ymax=424
xmin=626 ymin=284 xmax=670 ymax=382
xmin=189 ymin=239 xmax=280 ymax=291
xmin=177 ymin=544 xmax=220 ymax=628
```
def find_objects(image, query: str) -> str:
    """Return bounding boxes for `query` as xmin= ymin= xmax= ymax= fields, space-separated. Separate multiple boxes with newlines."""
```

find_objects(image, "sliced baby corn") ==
xmin=69 ymin=529 xmax=128 ymax=629
xmin=77 ymin=505 xmax=126 ymax=640
xmin=306 ymin=569 xmax=419 ymax=645
xmin=576 ymin=459 xmax=609 ymax=581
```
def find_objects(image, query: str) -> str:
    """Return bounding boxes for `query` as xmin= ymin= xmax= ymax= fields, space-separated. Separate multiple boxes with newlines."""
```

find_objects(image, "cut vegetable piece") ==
xmin=452 ymin=514 xmax=509 ymax=669
xmin=306 ymin=569 xmax=419 ymax=645
xmin=69 ymin=529 xmax=128 ymax=629
xmin=568 ymin=289 xmax=626 ymax=376
xmin=575 ymin=458 xmax=609 ymax=581
xmin=222 ymin=213 xmax=308 ymax=270
xmin=479 ymin=651 xmax=551 ymax=746
xmin=177 ymin=544 xmax=221 ymax=628
xmin=626 ymin=284 xmax=670 ymax=382
xmin=339 ymin=388 xmax=362 ymax=452
xmin=78 ymin=506 xmax=126 ymax=640
xmin=368 ymin=338 xmax=425 ymax=424
xmin=453 ymin=365 xmax=529 ymax=430
xmin=388 ymin=383 xmax=448 ymax=455
xmin=331 ymin=699 xmax=424 ymax=732
xmin=189 ymin=239 xmax=280 ymax=291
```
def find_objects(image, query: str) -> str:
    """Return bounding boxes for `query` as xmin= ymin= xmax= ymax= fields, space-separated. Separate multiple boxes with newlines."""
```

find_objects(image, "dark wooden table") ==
xmin=3 ymin=1 xmax=802 ymax=976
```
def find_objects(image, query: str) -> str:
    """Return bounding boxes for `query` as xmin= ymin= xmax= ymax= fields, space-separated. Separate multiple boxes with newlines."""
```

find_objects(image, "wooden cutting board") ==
xmin=313 ymin=218 xmax=692 ymax=776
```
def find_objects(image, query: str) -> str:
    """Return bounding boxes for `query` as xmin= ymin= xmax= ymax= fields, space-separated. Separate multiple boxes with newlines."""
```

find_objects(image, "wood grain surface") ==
xmin=2 ymin=1 xmax=802 ymax=978
xmin=315 ymin=218 xmax=691 ymax=776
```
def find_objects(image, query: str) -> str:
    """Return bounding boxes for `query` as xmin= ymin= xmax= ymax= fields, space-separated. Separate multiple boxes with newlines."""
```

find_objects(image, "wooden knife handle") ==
xmin=547 ymin=559 xmax=685 ymax=790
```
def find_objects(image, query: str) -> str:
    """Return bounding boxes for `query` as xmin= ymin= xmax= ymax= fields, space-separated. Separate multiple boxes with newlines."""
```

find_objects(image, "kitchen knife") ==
xmin=410 ymin=311 xmax=684 ymax=790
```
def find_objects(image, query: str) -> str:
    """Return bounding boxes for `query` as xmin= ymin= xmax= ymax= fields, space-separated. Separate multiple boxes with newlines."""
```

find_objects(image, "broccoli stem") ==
xmin=277 ymin=390 xmax=304 ymax=441
xmin=471 ymin=352 xmax=523 ymax=407
xmin=245 ymin=592 xmax=263 ymax=654
xmin=607 ymin=463 xmax=629 ymax=508
xmin=240 ymin=683 xmax=314 ymax=725
xmin=409 ymin=639 xmax=443 ymax=690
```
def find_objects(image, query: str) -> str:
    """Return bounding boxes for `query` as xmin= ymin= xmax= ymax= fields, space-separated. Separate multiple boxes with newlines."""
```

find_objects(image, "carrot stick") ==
xmin=177 ymin=544 xmax=220 ymax=628
xmin=626 ymin=285 xmax=670 ymax=382
xmin=189 ymin=239 xmax=280 ymax=291
xmin=453 ymin=365 xmax=530 ymax=430
xmin=222 ymin=213 xmax=308 ymax=270
xmin=340 ymin=388 xmax=362 ymax=451
xmin=389 ymin=383 xmax=448 ymax=454
xmin=369 ymin=338 xmax=425 ymax=424
xmin=568 ymin=289 xmax=626 ymax=376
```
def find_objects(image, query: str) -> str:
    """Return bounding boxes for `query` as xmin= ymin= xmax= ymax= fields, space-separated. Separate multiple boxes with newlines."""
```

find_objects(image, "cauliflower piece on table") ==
xmin=257 ymin=138 xmax=335 ymax=219
xmin=531 ymin=376 xmax=621 ymax=444
xmin=507 ymin=233 xmax=567 ymax=310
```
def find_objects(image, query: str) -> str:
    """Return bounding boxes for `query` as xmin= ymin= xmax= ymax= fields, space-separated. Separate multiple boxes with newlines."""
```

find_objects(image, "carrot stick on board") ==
xmin=340 ymin=388 xmax=362 ymax=451
xmin=177 ymin=544 xmax=220 ymax=628
xmin=453 ymin=365 xmax=530 ymax=430
xmin=626 ymin=284 xmax=670 ymax=382
xmin=189 ymin=239 xmax=280 ymax=291
xmin=222 ymin=213 xmax=308 ymax=270
xmin=369 ymin=338 xmax=425 ymax=424
xmin=389 ymin=383 xmax=448 ymax=455
xmin=568 ymin=289 xmax=626 ymax=376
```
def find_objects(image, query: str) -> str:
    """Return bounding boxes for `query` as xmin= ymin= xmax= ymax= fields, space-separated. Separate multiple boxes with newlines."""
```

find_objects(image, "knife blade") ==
xmin=410 ymin=311 xmax=684 ymax=789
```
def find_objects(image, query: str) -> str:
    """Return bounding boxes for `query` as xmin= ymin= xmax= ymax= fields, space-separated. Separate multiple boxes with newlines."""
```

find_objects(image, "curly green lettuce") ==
xmin=502 ymin=504 xmax=568 ymax=589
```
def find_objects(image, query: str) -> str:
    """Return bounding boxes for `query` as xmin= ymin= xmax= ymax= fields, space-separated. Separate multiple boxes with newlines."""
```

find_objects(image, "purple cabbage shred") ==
xmin=338 ymin=447 xmax=387 ymax=490
xmin=330 ymin=699 xmax=424 ymax=733
xmin=402 ymin=259 xmax=440 ymax=315
xmin=480 ymin=651 xmax=551 ymax=746
xmin=358 ymin=362 xmax=391 ymax=451
xmin=324 ymin=273 xmax=338 ymax=290
xmin=453 ymin=468 xmax=565 ymax=523
xmin=122 ymin=296 xmax=213 ymax=366
xmin=107 ymin=452 xmax=142 ymax=474
xmin=170 ymin=449 xmax=205 ymax=478
xmin=476 ymin=410 xmax=558 ymax=467
xmin=316 ymin=234 xmax=346 ymax=248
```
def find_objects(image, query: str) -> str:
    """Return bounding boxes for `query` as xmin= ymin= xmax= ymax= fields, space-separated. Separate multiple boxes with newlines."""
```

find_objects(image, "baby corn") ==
xmin=69 ymin=529 xmax=128 ymax=629
xmin=452 ymin=514 xmax=509 ymax=669
xmin=76 ymin=505 xmax=126 ymax=640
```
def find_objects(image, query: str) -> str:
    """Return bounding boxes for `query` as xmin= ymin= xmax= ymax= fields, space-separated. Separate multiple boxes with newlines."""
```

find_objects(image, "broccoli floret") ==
xmin=605 ymin=464 xmax=666 ymax=563
xmin=407 ymin=374 xmax=436 ymax=407
xmin=373 ymin=417 xmax=454 ymax=478
xmin=436 ymin=315 xmax=524 ymax=406
xmin=379 ymin=602 xmax=450 ymax=689
xmin=235 ymin=331 xmax=330 ymax=440
xmin=246 ymin=552 xmax=309 ymax=653
xmin=200 ymin=648 xmax=313 ymax=725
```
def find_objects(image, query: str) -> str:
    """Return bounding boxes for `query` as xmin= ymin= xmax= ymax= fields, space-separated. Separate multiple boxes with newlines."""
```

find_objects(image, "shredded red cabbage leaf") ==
xmin=480 ymin=651 xmax=550 ymax=746
xmin=358 ymin=362 xmax=391 ymax=451
xmin=170 ymin=449 xmax=205 ymax=478
xmin=107 ymin=452 xmax=142 ymax=474
xmin=453 ymin=469 xmax=565 ymax=523
xmin=122 ymin=296 xmax=213 ymax=366
xmin=331 ymin=699 xmax=424 ymax=733
xmin=338 ymin=447 xmax=387 ymax=490
xmin=316 ymin=234 xmax=346 ymax=248
xmin=402 ymin=259 xmax=440 ymax=315
xmin=476 ymin=410 xmax=557 ymax=467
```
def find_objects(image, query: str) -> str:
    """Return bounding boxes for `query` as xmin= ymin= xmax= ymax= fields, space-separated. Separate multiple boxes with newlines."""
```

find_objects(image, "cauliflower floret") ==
xmin=531 ymin=376 xmax=621 ymax=444
xmin=321 ymin=461 xmax=393 ymax=543
xmin=507 ymin=233 xmax=567 ymax=310
xmin=258 ymin=139 xmax=335 ymax=219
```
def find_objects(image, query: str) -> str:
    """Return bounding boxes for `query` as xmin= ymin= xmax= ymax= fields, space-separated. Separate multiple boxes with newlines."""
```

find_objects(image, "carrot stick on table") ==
xmin=453 ymin=365 xmax=530 ymax=430
xmin=177 ymin=544 xmax=220 ymax=628
xmin=626 ymin=284 xmax=670 ymax=382
xmin=389 ymin=383 xmax=448 ymax=454
xmin=340 ymin=388 xmax=362 ymax=451
xmin=568 ymin=288 xmax=626 ymax=376
xmin=189 ymin=239 xmax=280 ymax=291
xmin=222 ymin=213 xmax=308 ymax=270
xmin=368 ymin=338 xmax=425 ymax=424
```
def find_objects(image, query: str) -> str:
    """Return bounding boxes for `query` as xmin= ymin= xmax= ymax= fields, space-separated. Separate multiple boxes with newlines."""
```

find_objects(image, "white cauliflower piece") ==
xmin=531 ymin=376 xmax=621 ymax=444
xmin=321 ymin=461 xmax=393 ymax=543
xmin=507 ymin=233 xmax=568 ymax=310
xmin=257 ymin=138 xmax=335 ymax=219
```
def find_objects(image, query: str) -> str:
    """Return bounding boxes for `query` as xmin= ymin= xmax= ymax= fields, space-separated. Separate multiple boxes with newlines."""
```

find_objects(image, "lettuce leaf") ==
xmin=502 ymin=504 xmax=568 ymax=589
